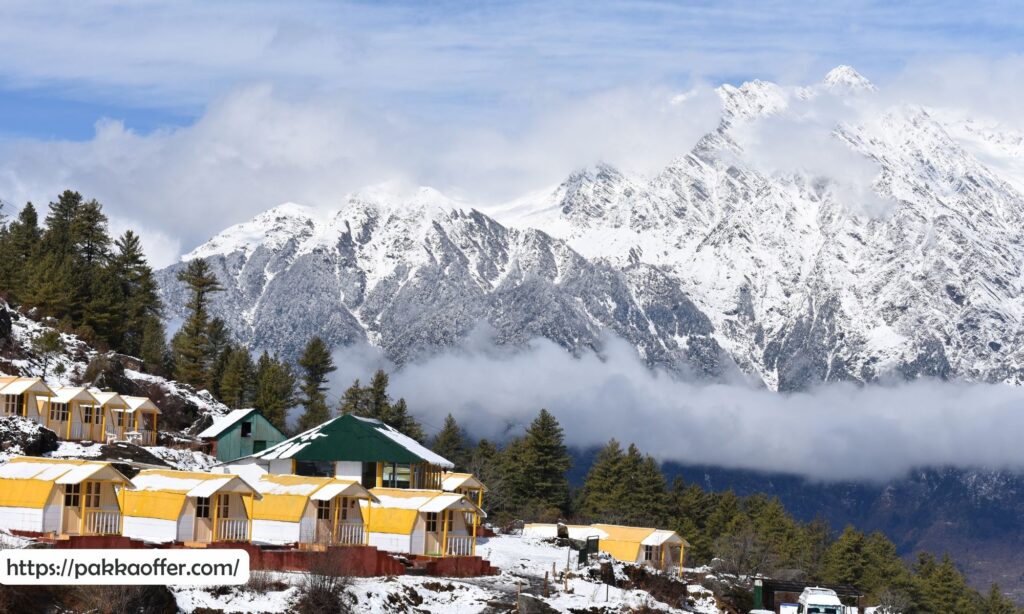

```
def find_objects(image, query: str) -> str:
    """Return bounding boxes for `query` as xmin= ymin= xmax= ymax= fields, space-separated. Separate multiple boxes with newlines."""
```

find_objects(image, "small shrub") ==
xmin=296 ymin=549 xmax=351 ymax=614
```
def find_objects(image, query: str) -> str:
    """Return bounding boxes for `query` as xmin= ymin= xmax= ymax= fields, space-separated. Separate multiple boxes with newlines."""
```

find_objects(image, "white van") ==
xmin=797 ymin=587 xmax=850 ymax=614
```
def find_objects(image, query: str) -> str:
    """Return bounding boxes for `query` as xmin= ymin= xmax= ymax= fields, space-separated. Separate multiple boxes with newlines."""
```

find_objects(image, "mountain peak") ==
xmin=823 ymin=65 xmax=875 ymax=91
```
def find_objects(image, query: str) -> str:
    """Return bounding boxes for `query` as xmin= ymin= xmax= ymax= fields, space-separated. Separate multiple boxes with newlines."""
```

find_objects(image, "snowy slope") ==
xmin=156 ymin=66 xmax=1024 ymax=390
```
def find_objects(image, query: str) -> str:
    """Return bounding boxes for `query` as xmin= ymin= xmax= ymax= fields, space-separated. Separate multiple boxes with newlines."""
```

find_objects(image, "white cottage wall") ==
xmin=0 ymin=506 xmax=44 ymax=532
xmin=123 ymin=516 xmax=178 ymax=543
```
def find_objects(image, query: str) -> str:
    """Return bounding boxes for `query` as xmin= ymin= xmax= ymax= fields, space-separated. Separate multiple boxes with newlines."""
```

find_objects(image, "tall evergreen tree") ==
xmin=338 ymin=370 xmax=425 ymax=440
xmin=139 ymin=315 xmax=169 ymax=375
xmin=219 ymin=347 xmax=256 ymax=409
xmin=0 ymin=203 xmax=41 ymax=302
xmin=253 ymin=352 xmax=296 ymax=431
xmin=519 ymin=409 xmax=571 ymax=515
xmin=431 ymin=414 xmax=470 ymax=470
xmin=109 ymin=230 xmax=163 ymax=354
xmin=171 ymin=259 xmax=223 ymax=388
xmin=822 ymin=526 xmax=867 ymax=586
xmin=577 ymin=439 xmax=626 ymax=521
xmin=297 ymin=336 xmax=336 ymax=432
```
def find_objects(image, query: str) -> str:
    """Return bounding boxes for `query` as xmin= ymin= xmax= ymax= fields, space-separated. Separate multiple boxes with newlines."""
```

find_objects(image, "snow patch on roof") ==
xmin=198 ymin=408 xmax=256 ymax=438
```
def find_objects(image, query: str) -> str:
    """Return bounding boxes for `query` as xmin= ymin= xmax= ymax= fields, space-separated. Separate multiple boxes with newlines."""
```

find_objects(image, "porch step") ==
xmin=183 ymin=541 xmax=208 ymax=548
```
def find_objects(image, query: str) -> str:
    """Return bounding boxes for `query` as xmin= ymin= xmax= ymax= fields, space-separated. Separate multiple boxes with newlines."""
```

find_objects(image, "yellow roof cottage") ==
xmin=0 ymin=457 xmax=131 ymax=537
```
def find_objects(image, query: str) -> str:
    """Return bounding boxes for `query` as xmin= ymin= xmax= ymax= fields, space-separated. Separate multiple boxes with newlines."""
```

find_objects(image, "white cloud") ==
xmin=327 ymin=333 xmax=1024 ymax=482
xmin=0 ymin=83 xmax=722 ymax=266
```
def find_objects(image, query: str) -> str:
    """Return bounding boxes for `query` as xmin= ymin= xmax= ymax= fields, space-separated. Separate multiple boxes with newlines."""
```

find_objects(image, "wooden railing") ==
xmin=215 ymin=518 xmax=248 ymax=542
xmin=334 ymin=523 xmax=364 ymax=546
xmin=445 ymin=535 xmax=473 ymax=557
xmin=84 ymin=510 xmax=121 ymax=535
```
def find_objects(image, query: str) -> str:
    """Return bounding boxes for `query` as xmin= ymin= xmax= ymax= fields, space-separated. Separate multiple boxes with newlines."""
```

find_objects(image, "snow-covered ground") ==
xmin=169 ymin=534 xmax=721 ymax=613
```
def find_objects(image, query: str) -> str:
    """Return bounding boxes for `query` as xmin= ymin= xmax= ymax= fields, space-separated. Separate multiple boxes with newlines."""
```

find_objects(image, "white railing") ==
xmin=138 ymin=429 xmax=156 ymax=445
xmin=216 ymin=518 xmax=248 ymax=542
xmin=70 ymin=422 xmax=84 ymax=440
xmin=446 ymin=535 xmax=473 ymax=557
xmin=85 ymin=510 xmax=121 ymax=535
xmin=334 ymin=523 xmax=364 ymax=546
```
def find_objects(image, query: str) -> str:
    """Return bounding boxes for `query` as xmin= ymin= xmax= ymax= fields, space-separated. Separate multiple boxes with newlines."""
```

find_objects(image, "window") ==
xmin=361 ymin=462 xmax=378 ymax=488
xmin=64 ymin=483 xmax=80 ymax=508
xmin=643 ymin=545 xmax=656 ymax=562
xmin=2 ymin=394 xmax=22 ymax=415
xmin=316 ymin=500 xmax=331 ymax=520
xmin=115 ymin=411 xmax=126 ymax=427
xmin=50 ymin=402 xmax=69 ymax=422
xmin=84 ymin=482 xmax=100 ymax=508
xmin=382 ymin=463 xmax=411 ymax=489
xmin=240 ymin=421 xmax=252 ymax=437
xmin=217 ymin=494 xmax=230 ymax=519
xmin=196 ymin=497 xmax=211 ymax=519
xmin=253 ymin=440 xmax=267 ymax=453
xmin=296 ymin=461 xmax=333 ymax=478
xmin=425 ymin=512 xmax=438 ymax=533
xmin=83 ymin=405 xmax=94 ymax=424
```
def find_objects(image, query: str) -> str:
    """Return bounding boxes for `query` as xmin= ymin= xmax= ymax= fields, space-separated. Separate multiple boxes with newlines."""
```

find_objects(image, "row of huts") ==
xmin=0 ymin=376 xmax=160 ymax=445
xmin=0 ymin=381 xmax=687 ymax=569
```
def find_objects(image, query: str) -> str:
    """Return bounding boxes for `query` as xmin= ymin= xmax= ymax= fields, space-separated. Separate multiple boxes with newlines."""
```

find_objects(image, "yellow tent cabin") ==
xmin=122 ymin=469 xmax=259 ymax=545
xmin=523 ymin=522 xmax=688 ymax=574
xmin=120 ymin=396 xmax=161 ymax=445
xmin=0 ymin=376 xmax=55 ymax=424
xmin=0 ymin=457 xmax=131 ymax=537
xmin=248 ymin=473 xmax=376 ymax=547
xmin=86 ymin=389 xmax=130 ymax=443
xmin=365 ymin=488 xmax=484 ymax=557
xmin=591 ymin=524 xmax=688 ymax=574
xmin=39 ymin=386 xmax=98 ymax=442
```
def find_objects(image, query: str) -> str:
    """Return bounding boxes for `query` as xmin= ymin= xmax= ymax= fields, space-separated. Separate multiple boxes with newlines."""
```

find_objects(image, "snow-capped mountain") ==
xmin=156 ymin=66 xmax=1024 ymax=390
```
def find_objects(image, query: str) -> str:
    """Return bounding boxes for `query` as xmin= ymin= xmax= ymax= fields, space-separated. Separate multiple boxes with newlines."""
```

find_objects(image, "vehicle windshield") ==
xmin=807 ymin=607 xmax=841 ymax=614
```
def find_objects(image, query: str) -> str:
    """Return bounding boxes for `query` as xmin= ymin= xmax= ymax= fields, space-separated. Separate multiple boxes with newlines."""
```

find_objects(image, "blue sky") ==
xmin=3 ymin=1 xmax=1021 ymax=140
xmin=0 ymin=1 xmax=1022 ymax=264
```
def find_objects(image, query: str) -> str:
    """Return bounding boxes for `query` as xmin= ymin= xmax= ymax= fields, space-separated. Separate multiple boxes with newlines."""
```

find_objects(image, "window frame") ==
xmin=196 ymin=497 xmax=211 ymax=519
xmin=64 ymin=483 xmax=81 ymax=508
xmin=425 ymin=511 xmax=438 ymax=533
xmin=316 ymin=500 xmax=331 ymax=520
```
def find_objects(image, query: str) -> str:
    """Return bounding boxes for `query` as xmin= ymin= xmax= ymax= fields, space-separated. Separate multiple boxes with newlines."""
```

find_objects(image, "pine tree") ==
xmin=0 ymin=203 xmax=41 ymax=302
xmin=861 ymin=531 xmax=912 ymax=600
xmin=338 ymin=379 xmax=367 ymax=415
xmin=297 ymin=336 xmax=336 ymax=432
xmin=171 ymin=259 xmax=223 ymax=388
xmin=467 ymin=439 xmax=499 ymax=511
xmin=432 ymin=414 xmax=470 ymax=470
xmin=912 ymin=554 xmax=979 ymax=613
xmin=253 ymin=352 xmax=296 ymax=431
xmin=520 ymin=409 xmax=571 ymax=515
xmin=219 ymin=347 xmax=256 ymax=409
xmin=337 ymin=370 xmax=425 ymax=441
xmin=577 ymin=439 xmax=625 ymax=521
xmin=386 ymin=398 xmax=425 ymax=442
xmin=981 ymin=584 xmax=1017 ymax=614
xmin=32 ymin=329 xmax=65 ymax=379
xmin=822 ymin=526 xmax=867 ymax=586
xmin=626 ymin=451 xmax=669 ymax=527
xmin=139 ymin=315 xmax=169 ymax=376
xmin=109 ymin=230 xmax=162 ymax=355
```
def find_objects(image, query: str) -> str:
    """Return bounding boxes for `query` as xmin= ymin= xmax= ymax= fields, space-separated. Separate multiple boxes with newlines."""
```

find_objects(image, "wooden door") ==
xmin=424 ymin=512 xmax=440 ymax=555
xmin=193 ymin=497 xmax=213 ymax=542
xmin=62 ymin=484 xmax=81 ymax=535
xmin=314 ymin=500 xmax=333 ymax=544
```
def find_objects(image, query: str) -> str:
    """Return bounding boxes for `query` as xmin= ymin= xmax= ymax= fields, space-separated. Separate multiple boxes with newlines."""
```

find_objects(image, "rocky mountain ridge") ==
xmin=156 ymin=66 xmax=1024 ymax=391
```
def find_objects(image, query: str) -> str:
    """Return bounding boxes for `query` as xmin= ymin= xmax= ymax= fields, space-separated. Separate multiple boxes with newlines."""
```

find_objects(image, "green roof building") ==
xmin=221 ymin=414 xmax=454 ymax=490
xmin=198 ymin=408 xmax=288 ymax=462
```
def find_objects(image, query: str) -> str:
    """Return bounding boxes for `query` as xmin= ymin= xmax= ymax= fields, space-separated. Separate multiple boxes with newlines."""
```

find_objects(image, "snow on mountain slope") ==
xmin=157 ymin=66 xmax=1024 ymax=390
